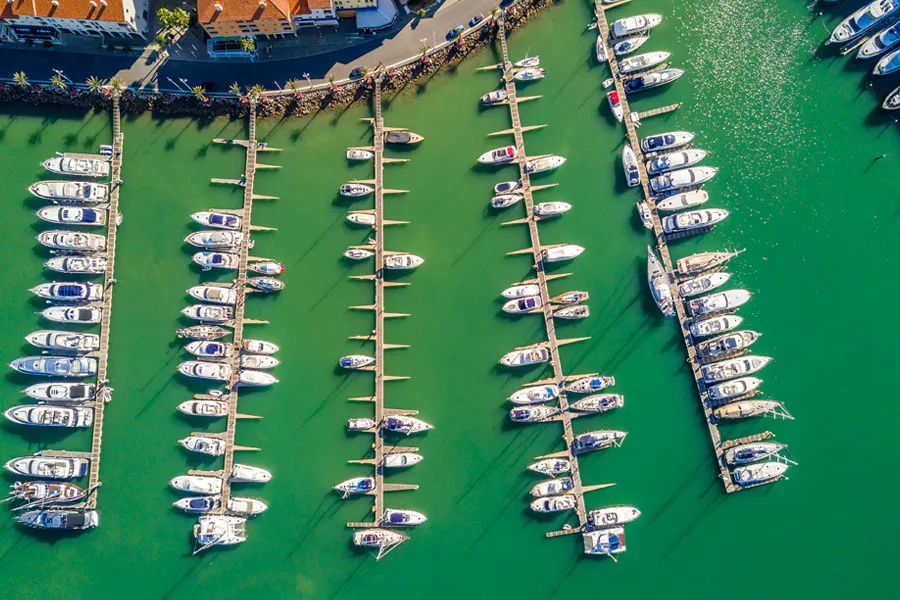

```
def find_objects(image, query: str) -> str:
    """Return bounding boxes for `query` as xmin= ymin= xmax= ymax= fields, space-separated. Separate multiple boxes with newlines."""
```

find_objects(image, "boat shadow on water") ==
xmin=0 ymin=418 xmax=84 ymax=445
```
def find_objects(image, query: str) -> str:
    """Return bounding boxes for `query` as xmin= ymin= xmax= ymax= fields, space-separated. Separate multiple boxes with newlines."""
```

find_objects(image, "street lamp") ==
xmin=52 ymin=69 xmax=71 ymax=84
xmin=302 ymin=72 xmax=311 ymax=89
xmin=179 ymin=78 xmax=189 ymax=90
xmin=166 ymin=77 xmax=184 ymax=91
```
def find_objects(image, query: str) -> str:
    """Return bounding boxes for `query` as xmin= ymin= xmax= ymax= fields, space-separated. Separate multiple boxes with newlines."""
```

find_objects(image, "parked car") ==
xmin=446 ymin=25 xmax=464 ymax=40
xmin=469 ymin=14 xmax=484 ymax=27
xmin=349 ymin=66 xmax=367 ymax=79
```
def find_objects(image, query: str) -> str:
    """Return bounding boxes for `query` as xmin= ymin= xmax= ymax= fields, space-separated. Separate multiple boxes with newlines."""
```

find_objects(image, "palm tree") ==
xmin=249 ymin=84 xmax=265 ymax=100
xmin=419 ymin=44 xmax=430 ymax=65
xmin=50 ymin=73 xmax=66 ymax=91
xmin=229 ymin=82 xmax=242 ymax=98
xmin=109 ymin=78 xmax=123 ymax=92
xmin=86 ymin=76 xmax=106 ymax=93
xmin=326 ymin=73 xmax=335 ymax=90
xmin=12 ymin=71 xmax=28 ymax=87
xmin=191 ymin=84 xmax=207 ymax=102
xmin=239 ymin=37 xmax=256 ymax=55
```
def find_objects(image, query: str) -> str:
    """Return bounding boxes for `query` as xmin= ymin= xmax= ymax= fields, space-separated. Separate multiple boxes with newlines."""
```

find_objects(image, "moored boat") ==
xmin=689 ymin=314 xmax=744 ymax=338
xmin=170 ymin=475 xmax=223 ymax=494
xmin=708 ymin=376 xmax=763 ymax=401
xmin=524 ymin=155 xmax=566 ymax=174
xmin=339 ymin=354 xmax=375 ymax=369
xmin=623 ymin=145 xmax=640 ymax=187
xmin=238 ymin=370 xmax=278 ymax=387
xmin=42 ymin=156 xmax=110 ymax=177
xmin=340 ymin=183 xmax=374 ymax=197
xmin=731 ymin=461 xmax=789 ymax=485
xmin=229 ymin=464 xmax=272 ymax=483
xmin=36 ymin=206 xmax=106 ymax=227
xmin=499 ymin=346 xmax=550 ymax=367
xmin=529 ymin=477 xmax=574 ymax=498
xmin=247 ymin=261 xmax=284 ymax=276
xmin=491 ymin=193 xmax=523 ymax=208
xmin=346 ymin=212 xmax=376 ymax=226
xmin=656 ymin=190 xmax=709 ymax=212
xmin=184 ymin=230 xmax=242 ymax=250
xmin=179 ymin=436 xmax=226 ymax=456
xmin=176 ymin=325 xmax=230 ymax=340
xmin=514 ymin=56 xmax=541 ymax=68
xmin=22 ymin=382 xmax=95 ymax=403
xmin=9 ymin=356 xmax=97 ymax=378
xmin=725 ymin=442 xmax=787 ymax=466
xmin=502 ymin=295 xmax=542 ymax=314
xmin=384 ymin=253 xmax=424 ymax=270
xmin=572 ymin=430 xmax=627 ymax=454
xmin=25 ymin=330 xmax=99 ymax=353
xmin=4 ymin=405 xmax=93 ymax=428
xmin=662 ymin=208 xmax=729 ymax=235
xmin=550 ymin=290 xmax=589 ymax=304
xmin=385 ymin=131 xmax=424 ymax=144
xmin=569 ymin=394 xmax=624 ymax=413
xmin=18 ymin=509 xmax=98 ymax=530
xmin=481 ymin=89 xmax=508 ymax=105
xmin=192 ymin=252 xmax=239 ymax=271
xmin=701 ymin=355 xmax=772 ymax=383
xmin=181 ymin=304 xmax=234 ymax=323
xmin=827 ymin=0 xmax=899 ymax=45
xmin=686 ymin=289 xmax=752 ymax=317
xmin=858 ymin=21 xmax=900 ymax=58
xmin=383 ymin=415 xmax=434 ymax=435
xmin=647 ymin=245 xmax=675 ymax=317
xmin=191 ymin=211 xmax=241 ymax=230
xmin=566 ymin=375 xmax=615 ymax=394
xmin=513 ymin=67 xmax=545 ymax=81
xmin=383 ymin=452 xmax=424 ymax=468
xmin=242 ymin=339 xmax=279 ymax=354
xmin=553 ymin=305 xmax=589 ymax=319
xmin=30 ymin=282 xmax=103 ymax=303
xmin=176 ymin=400 xmax=228 ymax=417
xmin=883 ymin=84 xmax=900 ymax=109
xmin=508 ymin=384 xmax=559 ymax=405
xmin=613 ymin=35 xmax=649 ymax=57
xmin=637 ymin=201 xmax=653 ymax=229
xmin=678 ymin=272 xmax=731 ymax=297
xmin=530 ymin=494 xmax=577 ymax=513
xmin=583 ymin=527 xmax=626 ymax=556
xmin=177 ymin=360 xmax=231 ymax=382
xmin=44 ymin=256 xmax=107 ymax=275
xmin=9 ymin=480 xmax=86 ymax=504
xmin=5 ymin=456 xmax=88 ymax=479
xmin=494 ymin=180 xmax=521 ymax=194
xmin=382 ymin=509 xmax=427 ymax=527
xmin=347 ymin=417 xmax=376 ymax=431
xmin=587 ymin=506 xmax=641 ymax=528
xmin=596 ymin=34 xmax=608 ymax=62
xmin=619 ymin=51 xmax=671 ymax=75
xmin=607 ymin=90 xmax=623 ymax=122
xmin=227 ymin=497 xmax=268 ymax=516
xmin=641 ymin=131 xmax=694 ymax=154
xmin=346 ymin=149 xmax=374 ymax=161
xmin=477 ymin=145 xmax=517 ymax=165
xmin=29 ymin=180 xmax=108 ymax=203
xmin=344 ymin=248 xmax=374 ymax=260
xmin=41 ymin=306 xmax=102 ymax=324
xmin=502 ymin=283 xmax=540 ymax=299
xmin=509 ymin=405 xmax=559 ymax=423
xmin=647 ymin=149 xmax=708 ymax=175
xmin=193 ymin=515 xmax=247 ymax=548
xmin=37 ymin=230 xmax=106 ymax=253
xmin=527 ymin=459 xmax=571 ymax=476
xmin=352 ymin=528 xmax=408 ymax=555
xmin=611 ymin=13 xmax=662 ymax=37
xmin=174 ymin=495 xmax=221 ymax=514
xmin=624 ymin=68 xmax=684 ymax=94
xmin=248 ymin=277 xmax=284 ymax=292
xmin=650 ymin=166 xmax=718 ymax=194
xmin=240 ymin=354 xmax=279 ymax=370
xmin=697 ymin=330 xmax=760 ymax=360
xmin=334 ymin=477 xmax=375 ymax=497
xmin=187 ymin=285 xmax=237 ymax=305
xmin=542 ymin=244 xmax=585 ymax=263
xmin=873 ymin=48 xmax=900 ymax=74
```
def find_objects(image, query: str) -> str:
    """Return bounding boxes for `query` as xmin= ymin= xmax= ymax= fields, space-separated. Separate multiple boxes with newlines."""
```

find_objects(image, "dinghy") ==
xmin=647 ymin=149 xmax=707 ymax=175
xmin=184 ymin=230 xmax=242 ymax=250
xmin=42 ymin=156 xmax=110 ymax=177
xmin=30 ymin=282 xmax=103 ymax=303
xmin=229 ymin=464 xmax=272 ymax=483
xmin=656 ymin=190 xmax=709 ymax=212
xmin=41 ymin=306 xmax=102 ymax=324
xmin=689 ymin=315 xmax=743 ymax=338
xmin=347 ymin=418 xmax=376 ymax=431
xmin=499 ymin=346 xmax=550 ymax=367
xmin=567 ymin=375 xmax=615 ymax=394
xmin=527 ymin=459 xmax=571 ymax=476
xmin=607 ymin=90 xmax=623 ymax=122
xmin=587 ymin=506 xmax=641 ymax=528
xmin=732 ymin=462 xmax=788 ymax=485
xmin=340 ymin=183 xmax=374 ymax=197
xmin=5 ymin=456 xmax=88 ymax=479
xmin=477 ymin=145 xmax=517 ymax=165
xmin=10 ymin=356 xmax=97 ymax=378
xmin=242 ymin=339 xmax=279 ymax=354
xmin=179 ymin=436 xmax=226 ymax=456
xmin=663 ymin=208 xmax=728 ymax=235
xmin=502 ymin=296 xmax=542 ymax=314
xmin=383 ymin=415 xmax=434 ymax=435
xmin=344 ymin=248 xmax=374 ymax=260
xmin=8 ymin=481 xmax=86 ymax=504
xmin=572 ymin=430 xmax=627 ymax=455
xmin=678 ymin=272 xmax=731 ymax=297
xmin=707 ymin=376 xmax=763 ymax=401
xmin=176 ymin=325 xmax=230 ymax=340
xmin=702 ymin=356 xmax=772 ymax=383
xmin=29 ymin=180 xmax=108 ymax=203
xmin=383 ymin=452 xmax=424 ymax=468
xmin=192 ymin=252 xmax=239 ymax=271
xmin=193 ymin=515 xmax=247 ymax=548
xmin=187 ymin=285 xmax=237 ymax=305
xmin=687 ymin=289 xmax=751 ymax=317
xmin=191 ymin=211 xmax=241 ymax=230
xmin=181 ymin=304 xmax=234 ymax=323
xmin=382 ymin=509 xmax=427 ymax=527
xmin=715 ymin=400 xmax=782 ymax=420
xmin=36 ymin=206 xmax=106 ymax=227
xmin=494 ymin=180 xmax=521 ymax=194
xmin=529 ymin=478 xmax=574 ymax=498
xmin=248 ymin=261 xmax=284 ymax=275
xmin=509 ymin=405 xmax=559 ymax=423
xmin=385 ymin=131 xmax=424 ymax=144
xmin=513 ymin=67 xmax=545 ymax=81
xmin=334 ymin=477 xmax=375 ymax=497
xmin=583 ymin=527 xmax=627 ymax=557
xmin=176 ymin=400 xmax=228 ymax=417
xmin=25 ymin=330 xmax=99 ymax=353
xmin=18 ymin=509 xmax=99 ymax=530
xmin=22 ymin=382 xmax=95 ymax=403
xmin=530 ymin=494 xmax=577 ymax=513
xmin=4 ymin=405 xmax=93 ymax=428
xmin=481 ymin=89 xmax=509 ymax=105
xmin=339 ymin=355 xmax=375 ymax=369
xmin=650 ymin=167 xmax=717 ymax=194
xmin=624 ymin=68 xmax=684 ymax=94
xmin=524 ymin=155 xmax=566 ymax=174
xmin=178 ymin=361 xmax=231 ymax=382
xmin=347 ymin=149 xmax=374 ymax=161
xmin=619 ymin=51 xmax=671 ymax=75
xmin=44 ymin=256 xmax=107 ymax=275
xmin=37 ymin=230 xmax=106 ymax=253
xmin=502 ymin=283 xmax=541 ymax=299
xmin=569 ymin=394 xmax=624 ymax=413
xmin=828 ymin=0 xmax=899 ymax=45
xmin=648 ymin=245 xmax=675 ymax=317
xmin=542 ymin=244 xmax=585 ymax=263
xmin=623 ymin=145 xmax=640 ymax=187
xmin=384 ymin=254 xmax=424 ymax=269
xmin=676 ymin=249 xmax=743 ymax=276
xmin=508 ymin=384 xmax=559 ymax=405
xmin=697 ymin=330 xmax=760 ymax=360
xmin=554 ymin=305 xmax=589 ymax=319
xmin=240 ymin=355 xmax=279 ymax=370
xmin=491 ymin=193 xmax=523 ymax=208
xmin=725 ymin=442 xmax=786 ymax=466
xmin=641 ymin=131 xmax=694 ymax=154
xmin=550 ymin=291 xmax=589 ymax=304
xmin=611 ymin=13 xmax=662 ymax=38
xmin=248 ymin=277 xmax=284 ymax=292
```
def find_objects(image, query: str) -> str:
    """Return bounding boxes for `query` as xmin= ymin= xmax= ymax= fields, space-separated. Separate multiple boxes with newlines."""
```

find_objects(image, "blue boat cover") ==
xmin=57 ymin=285 xmax=85 ymax=297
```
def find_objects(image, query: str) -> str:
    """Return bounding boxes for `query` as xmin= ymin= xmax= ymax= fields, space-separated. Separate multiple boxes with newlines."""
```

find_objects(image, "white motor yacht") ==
xmin=170 ymin=475 xmax=223 ymax=494
xmin=30 ymin=282 xmax=103 ymax=303
xmin=344 ymin=248 xmax=374 ymax=260
xmin=41 ymin=306 xmax=102 ymax=324
xmin=502 ymin=295 xmax=542 ymax=314
xmin=242 ymin=339 xmax=279 ymax=354
xmin=191 ymin=211 xmax=241 ymax=230
xmin=22 ymin=382 xmax=95 ymax=403
xmin=501 ymin=283 xmax=540 ymax=299
xmin=587 ymin=506 xmax=641 ymax=528
xmin=566 ymin=375 xmax=615 ymax=394
xmin=641 ymin=131 xmax=695 ymax=154
xmin=542 ymin=244 xmax=585 ymax=263
xmin=230 ymin=464 xmax=272 ymax=483
xmin=240 ymin=354 xmax=279 ymax=370
xmin=187 ymin=285 xmax=238 ymax=305
xmin=383 ymin=415 xmax=434 ymax=435
xmin=340 ymin=183 xmax=374 ymax=197
xmin=36 ymin=206 xmax=106 ymax=226
xmin=238 ymin=370 xmax=278 ymax=387
xmin=569 ymin=394 xmax=624 ymax=414
xmin=619 ymin=51 xmax=671 ymax=74
xmin=702 ymin=356 xmax=772 ymax=383
xmin=383 ymin=452 xmax=424 ymax=468
xmin=339 ymin=355 xmax=375 ymax=369
xmin=5 ymin=456 xmax=88 ymax=479
xmin=494 ymin=180 xmax=521 ymax=194
xmin=347 ymin=149 xmax=374 ymax=161
xmin=509 ymin=405 xmax=559 ymax=423
xmin=623 ymin=145 xmax=640 ymax=187
xmin=29 ymin=180 xmax=108 ymax=203
xmin=177 ymin=361 xmax=231 ymax=382
xmin=530 ymin=494 xmax=577 ymax=513
xmin=513 ymin=67 xmax=545 ymax=81
xmin=477 ymin=145 xmax=518 ymax=165
xmin=42 ymin=155 xmax=110 ymax=177
xmin=334 ymin=477 xmax=375 ymax=496
xmin=37 ymin=230 xmax=106 ymax=253
xmin=708 ymin=376 xmax=764 ymax=401
xmin=697 ymin=330 xmax=760 ymax=360
xmin=499 ymin=346 xmax=550 ymax=367
xmin=176 ymin=400 xmax=228 ymax=417
xmin=385 ymin=131 xmax=424 ymax=144
xmin=656 ymin=190 xmax=709 ymax=212
xmin=624 ymin=68 xmax=684 ymax=93
xmin=663 ymin=208 xmax=729 ymax=235
xmin=347 ymin=418 xmax=376 ymax=431
xmin=491 ymin=193 xmax=523 ymax=208
xmin=527 ymin=459 xmax=571 ymax=476
xmin=646 ymin=149 xmax=707 ymax=175
xmin=873 ymin=48 xmax=900 ymax=74
xmin=10 ymin=356 xmax=97 ymax=378
xmin=382 ymin=509 xmax=427 ymax=527
xmin=607 ymin=90 xmax=623 ymax=122
xmin=44 ymin=256 xmax=107 ymax=274
xmin=524 ymin=155 xmax=566 ymax=174
xmin=18 ymin=509 xmax=99 ymax=530
xmin=732 ymin=462 xmax=789 ymax=486
xmin=248 ymin=261 xmax=284 ymax=275
xmin=179 ymin=436 xmax=227 ymax=456
xmin=650 ymin=166 xmax=717 ymax=194
xmin=613 ymin=35 xmax=649 ymax=57
xmin=828 ymin=0 xmax=899 ymax=45
xmin=181 ymin=304 xmax=234 ymax=323
xmin=177 ymin=325 xmax=230 ymax=340
xmin=554 ymin=305 xmax=589 ymax=319
xmin=647 ymin=245 xmax=675 ymax=317
xmin=678 ymin=272 xmax=731 ymax=298
xmin=687 ymin=289 xmax=751 ymax=317
xmin=508 ymin=384 xmax=559 ymax=405
xmin=481 ymin=89 xmax=508 ymax=105
xmin=611 ymin=13 xmax=662 ymax=37
xmin=858 ymin=21 xmax=900 ymax=58
xmin=192 ymin=252 xmax=239 ymax=271
xmin=690 ymin=315 xmax=744 ymax=338
xmin=347 ymin=212 xmax=376 ymax=226
xmin=384 ymin=254 xmax=424 ymax=270
xmin=184 ymin=230 xmax=242 ymax=250
xmin=25 ymin=330 xmax=99 ymax=353
xmin=530 ymin=478 xmax=574 ymax=498
xmin=4 ymin=405 xmax=93 ymax=428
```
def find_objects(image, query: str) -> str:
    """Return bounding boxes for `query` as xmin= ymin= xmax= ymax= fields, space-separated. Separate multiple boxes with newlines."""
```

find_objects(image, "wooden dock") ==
xmin=344 ymin=77 xmax=420 ymax=541
xmin=494 ymin=20 xmax=603 ymax=539
xmin=594 ymin=5 xmax=738 ymax=493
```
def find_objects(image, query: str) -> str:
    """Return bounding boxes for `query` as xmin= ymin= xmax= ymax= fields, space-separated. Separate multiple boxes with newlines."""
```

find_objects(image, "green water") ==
xmin=0 ymin=1 xmax=897 ymax=598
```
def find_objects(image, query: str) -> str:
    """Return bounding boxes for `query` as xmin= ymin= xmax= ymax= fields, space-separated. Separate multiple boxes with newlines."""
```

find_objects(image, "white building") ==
xmin=0 ymin=0 xmax=147 ymax=42
xmin=292 ymin=0 xmax=337 ymax=28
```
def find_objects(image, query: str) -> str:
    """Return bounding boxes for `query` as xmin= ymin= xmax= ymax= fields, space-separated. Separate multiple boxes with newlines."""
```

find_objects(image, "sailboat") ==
xmin=647 ymin=245 xmax=675 ymax=317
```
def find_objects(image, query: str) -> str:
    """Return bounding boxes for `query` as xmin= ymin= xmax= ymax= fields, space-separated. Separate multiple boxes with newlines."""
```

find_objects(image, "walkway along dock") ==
xmin=489 ymin=20 xmax=629 ymax=557
xmin=593 ymin=3 xmax=794 ymax=493
xmin=341 ymin=77 xmax=423 ymax=561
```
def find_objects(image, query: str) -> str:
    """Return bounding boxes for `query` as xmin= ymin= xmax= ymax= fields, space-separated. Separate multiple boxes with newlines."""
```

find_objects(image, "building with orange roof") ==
xmin=0 ymin=0 xmax=146 ymax=42
xmin=291 ymin=0 xmax=337 ymax=28
xmin=198 ymin=0 xmax=295 ymax=39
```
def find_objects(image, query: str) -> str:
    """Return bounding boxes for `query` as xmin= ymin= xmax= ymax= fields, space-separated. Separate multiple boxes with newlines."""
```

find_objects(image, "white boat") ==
xmin=339 ymin=354 xmax=375 ymax=369
xmin=10 ymin=356 xmax=97 ymax=378
xmin=36 ymin=206 xmax=106 ymax=227
xmin=715 ymin=399 xmax=782 ymax=420
xmin=42 ymin=306 xmax=102 ymax=324
xmin=527 ymin=459 xmax=571 ymax=477
xmin=491 ymin=193 xmax=523 ymax=208
xmin=44 ymin=256 xmax=107 ymax=274
xmin=623 ymin=145 xmax=640 ymax=187
xmin=42 ymin=155 xmax=110 ymax=177
xmin=22 ymin=382 xmax=95 ymax=403
xmin=524 ymin=155 xmax=566 ymax=174
xmin=238 ymin=370 xmax=278 ymax=387
xmin=181 ymin=304 xmax=234 ymax=323
xmin=248 ymin=261 xmax=284 ymax=276
xmin=5 ymin=456 xmax=88 ymax=479
xmin=502 ymin=295 xmax=542 ymax=314
xmin=4 ymin=405 xmax=93 ymax=428
xmin=191 ymin=211 xmax=241 ymax=230
xmin=553 ymin=305 xmax=589 ymax=319
xmin=242 ymin=339 xmax=278 ymax=354
xmin=347 ymin=149 xmax=374 ymax=161
xmin=352 ymin=529 xmax=408 ymax=557
xmin=509 ymin=405 xmax=559 ymax=423
xmin=858 ymin=22 xmax=900 ymax=58
xmin=174 ymin=495 xmax=221 ymax=514
xmin=508 ymin=384 xmax=559 ymax=405
xmin=177 ymin=325 xmax=230 ymax=340
xmin=611 ymin=13 xmax=662 ymax=38
xmin=383 ymin=415 xmax=434 ymax=435
xmin=569 ymin=394 xmax=624 ymax=413
xmin=828 ymin=0 xmax=899 ymax=45
xmin=697 ymin=330 xmax=760 ymax=359
xmin=499 ymin=346 xmax=550 ymax=367
xmin=647 ymin=149 xmax=707 ymax=175
xmin=613 ymin=35 xmax=649 ymax=56
xmin=385 ymin=131 xmax=424 ymax=144
xmin=228 ymin=497 xmax=268 ymax=516
xmin=566 ymin=375 xmax=615 ymax=394
xmin=513 ymin=67 xmax=545 ymax=81
xmin=650 ymin=167 xmax=717 ymax=194
xmin=382 ymin=508 xmax=427 ymax=527
xmin=344 ymin=248 xmax=374 ymax=260
xmin=248 ymin=277 xmax=284 ymax=292
xmin=477 ymin=145 xmax=517 ymax=165
xmin=607 ymin=90 xmax=623 ymax=122
xmin=530 ymin=494 xmax=577 ymax=513
xmin=178 ymin=361 xmax=231 ymax=382
xmin=702 ymin=356 xmax=772 ymax=384
xmin=481 ymin=89 xmax=509 ymax=105
xmin=690 ymin=315 xmax=744 ymax=338
xmin=641 ymin=131 xmax=694 ymax=154
xmin=587 ymin=506 xmax=641 ymax=528
xmin=619 ymin=51 xmax=671 ymax=75
xmin=708 ymin=376 xmax=763 ymax=401
xmin=494 ymin=180 xmax=521 ymax=194
xmin=625 ymin=68 xmax=684 ymax=93
xmin=29 ymin=180 xmax=108 ymax=203
xmin=193 ymin=515 xmax=247 ymax=548
xmin=30 ymin=282 xmax=103 ymax=303
xmin=542 ymin=244 xmax=585 ymax=263
xmin=347 ymin=418 xmax=376 ymax=431
xmin=346 ymin=212 xmax=375 ymax=226
xmin=240 ymin=355 xmax=279 ymax=369
xmin=572 ymin=430 xmax=627 ymax=454
xmin=176 ymin=400 xmax=228 ymax=417
xmin=874 ymin=48 xmax=900 ymax=74
xmin=230 ymin=464 xmax=272 ymax=483
xmin=648 ymin=245 xmax=675 ymax=318
xmin=725 ymin=442 xmax=786 ymax=466
xmin=687 ymin=289 xmax=752 ymax=317
xmin=656 ymin=190 xmax=709 ymax=212
xmin=596 ymin=35 xmax=608 ymax=62
xmin=184 ymin=230 xmax=242 ymax=250
xmin=732 ymin=462 xmax=789 ymax=485
xmin=663 ymin=208 xmax=729 ymax=235
xmin=529 ymin=478 xmax=574 ymax=498
xmin=25 ymin=330 xmax=99 ymax=353
xmin=179 ymin=436 xmax=226 ymax=456
xmin=550 ymin=290 xmax=589 ymax=304
xmin=501 ymin=283 xmax=540 ymax=299
xmin=8 ymin=481 xmax=87 ymax=504
xmin=170 ymin=475 xmax=223 ymax=494
xmin=383 ymin=452 xmax=424 ymax=468
xmin=18 ymin=509 xmax=99 ymax=530
xmin=583 ymin=527 xmax=627 ymax=556
xmin=192 ymin=252 xmax=239 ymax=271
xmin=677 ymin=250 xmax=743 ymax=276
xmin=340 ymin=183 xmax=374 ymax=197
xmin=637 ymin=201 xmax=653 ymax=229
xmin=384 ymin=254 xmax=424 ymax=270
xmin=334 ymin=477 xmax=375 ymax=496
xmin=37 ymin=230 xmax=106 ymax=253
xmin=515 ymin=56 xmax=541 ymax=68
xmin=678 ymin=272 xmax=731 ymax=297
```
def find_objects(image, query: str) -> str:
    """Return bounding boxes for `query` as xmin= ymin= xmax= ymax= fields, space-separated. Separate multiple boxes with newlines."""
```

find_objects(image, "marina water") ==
xmin=0 ymin=0 xmax=897 ymax=597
